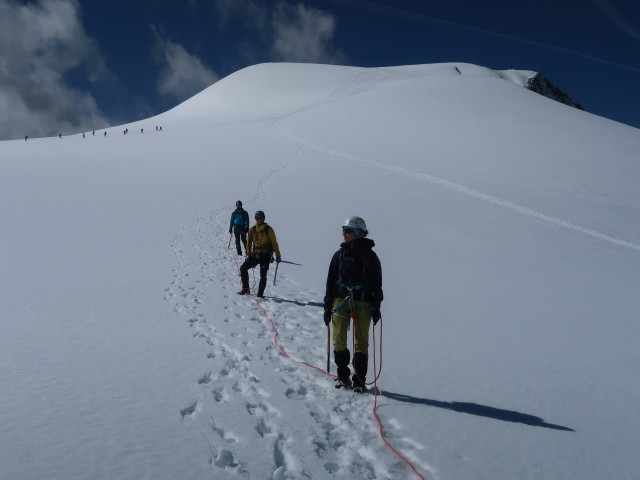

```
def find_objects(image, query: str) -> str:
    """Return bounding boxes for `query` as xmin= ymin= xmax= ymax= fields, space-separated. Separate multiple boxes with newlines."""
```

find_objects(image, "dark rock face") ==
xmin=526 ymin=73 xmax=584 ymax=111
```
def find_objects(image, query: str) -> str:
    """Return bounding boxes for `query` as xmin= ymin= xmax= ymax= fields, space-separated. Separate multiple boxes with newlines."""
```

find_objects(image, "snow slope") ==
xmin=1 ymin=62 xmax=639 ymax=480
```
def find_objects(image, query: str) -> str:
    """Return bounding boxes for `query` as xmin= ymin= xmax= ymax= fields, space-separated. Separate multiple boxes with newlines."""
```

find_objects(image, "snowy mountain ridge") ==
xmin=161 ymin=62 xmax=586 ymax=125
xmin=1 ymin=61 xmax=639 ymax=480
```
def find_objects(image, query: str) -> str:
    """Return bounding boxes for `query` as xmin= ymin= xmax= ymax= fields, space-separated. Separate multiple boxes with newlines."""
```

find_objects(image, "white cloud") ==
xmin=213 ymin=0 xmax=346 ymax=64
xmin=0 ymin=0 xmax=110 ymax=140
xmin=155 ymin=34 xmax=220 ymax=101
xmin=271 ymin=3 xmax=346 ymax=64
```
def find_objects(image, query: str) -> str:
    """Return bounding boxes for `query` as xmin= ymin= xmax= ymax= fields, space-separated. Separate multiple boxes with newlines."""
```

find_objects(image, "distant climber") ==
xmin=238 ymin=211 xmax=281 ymax=298
xmin=229 ymin=200 xmax=250 ymax=256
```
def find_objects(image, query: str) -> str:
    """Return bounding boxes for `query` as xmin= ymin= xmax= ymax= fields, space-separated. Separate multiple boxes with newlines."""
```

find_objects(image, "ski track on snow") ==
xmin=249 ymin=66 xmax=640 ymax=254
xmin=164 ymin=205 xmax=430 ymax=478
xmin=271 ymin=125 xmax=640 ymax=253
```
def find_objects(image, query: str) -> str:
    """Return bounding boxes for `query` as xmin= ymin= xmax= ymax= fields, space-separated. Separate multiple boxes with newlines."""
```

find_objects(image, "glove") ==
xmin=323 ymin=309 xmax=332 ymax=326
xmin=276 ymin=256 xmax=281 ymax=264
xmin=229 ymin=228 xmax=232 ymax=234
xmin=372 ymin=308 xmax=381 ymax=325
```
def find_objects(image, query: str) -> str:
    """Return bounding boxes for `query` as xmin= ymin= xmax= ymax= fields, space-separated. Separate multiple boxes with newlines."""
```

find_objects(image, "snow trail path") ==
xmin=162 ymin=69 xmax=439 ymax=479
xmin=164 ymin=206 xmax=429 ymax=479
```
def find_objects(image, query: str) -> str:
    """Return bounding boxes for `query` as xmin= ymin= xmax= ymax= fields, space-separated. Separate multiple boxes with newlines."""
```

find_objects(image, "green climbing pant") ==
xmin=331 ymin=297 xmax=372 ymax=353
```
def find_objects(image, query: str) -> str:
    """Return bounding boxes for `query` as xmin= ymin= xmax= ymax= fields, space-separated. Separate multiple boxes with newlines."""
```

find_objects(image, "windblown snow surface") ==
xmin=1 ymin=62 xmax=639 ymax=480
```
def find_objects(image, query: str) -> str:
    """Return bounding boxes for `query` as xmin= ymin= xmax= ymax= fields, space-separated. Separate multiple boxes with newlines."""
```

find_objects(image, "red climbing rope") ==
xmin=231 ymin=249 xmax=426 ymax=479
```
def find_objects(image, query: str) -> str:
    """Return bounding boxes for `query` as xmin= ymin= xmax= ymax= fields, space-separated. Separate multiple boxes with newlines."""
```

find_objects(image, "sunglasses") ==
xmin=342 ymin=228 xmax=354 ymax=234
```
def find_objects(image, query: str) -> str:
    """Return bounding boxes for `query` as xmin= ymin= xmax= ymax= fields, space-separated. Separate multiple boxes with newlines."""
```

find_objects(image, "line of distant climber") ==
xmin=24 ymin=125 xmax=164 ymax=141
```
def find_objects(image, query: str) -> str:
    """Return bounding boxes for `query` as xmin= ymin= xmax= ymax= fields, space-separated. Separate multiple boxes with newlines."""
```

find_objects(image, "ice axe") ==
xmin=227 ymin=233 xmax=232 ymax=249
xmin=279 ymin=260 xmax=302 ymax=266
xmin=326 ymin=325 xmax=331 ymax=373
xmin=273 ymin=260 xmax=279 ymax=286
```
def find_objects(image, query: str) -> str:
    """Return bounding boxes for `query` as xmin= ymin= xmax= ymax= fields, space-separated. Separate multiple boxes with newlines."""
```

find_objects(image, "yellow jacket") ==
xmin=246 ymin=223 xmax=281 ymax=257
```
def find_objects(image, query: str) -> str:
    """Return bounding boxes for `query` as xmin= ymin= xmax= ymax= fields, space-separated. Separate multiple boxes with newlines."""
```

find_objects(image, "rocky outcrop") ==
xmin=526 ymin=73 xmax=584 ymax=110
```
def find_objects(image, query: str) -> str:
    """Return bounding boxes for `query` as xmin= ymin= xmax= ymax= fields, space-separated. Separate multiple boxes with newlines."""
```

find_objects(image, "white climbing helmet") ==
xmin=342 ymin=216 xmax=367 ymax=231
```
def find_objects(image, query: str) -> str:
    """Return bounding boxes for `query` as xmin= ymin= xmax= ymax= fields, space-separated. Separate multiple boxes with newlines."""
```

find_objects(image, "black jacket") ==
xmin=324 ymin=238 xmax=383 ymax=310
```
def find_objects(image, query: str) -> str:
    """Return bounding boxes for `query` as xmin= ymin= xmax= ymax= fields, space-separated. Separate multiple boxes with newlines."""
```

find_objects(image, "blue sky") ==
xmin=1 ymin=0 xmax=639 ymax=139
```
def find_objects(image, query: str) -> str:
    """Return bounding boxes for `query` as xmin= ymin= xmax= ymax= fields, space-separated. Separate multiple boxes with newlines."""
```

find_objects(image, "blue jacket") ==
xmin=229 ymin=208 xmax=249 ymax=232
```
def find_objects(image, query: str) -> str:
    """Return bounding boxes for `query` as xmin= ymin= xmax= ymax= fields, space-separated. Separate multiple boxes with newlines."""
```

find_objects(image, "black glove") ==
xmin=276 ymin=256 xmax=281 ymax=263
xmin=229 ymin=228 xmax=232 ymax=234
xmin=323 ymin=309 xmax=332 ymax=326
xmin=372 ymin=308 xmax=381 ymax=325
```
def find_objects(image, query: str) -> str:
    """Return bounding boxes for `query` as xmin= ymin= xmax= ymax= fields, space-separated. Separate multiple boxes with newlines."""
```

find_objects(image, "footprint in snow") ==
xmin=180 ymin=401 xmax=198 ymax=418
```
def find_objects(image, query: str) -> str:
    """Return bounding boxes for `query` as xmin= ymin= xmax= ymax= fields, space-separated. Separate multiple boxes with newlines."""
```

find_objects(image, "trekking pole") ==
xmin=227 ymin=233 xmax=232 ymax=249
xmin=273 ymin=261 xmax=279 ymax=286
xmin=326 ymin=325 xmax=331 ymax=373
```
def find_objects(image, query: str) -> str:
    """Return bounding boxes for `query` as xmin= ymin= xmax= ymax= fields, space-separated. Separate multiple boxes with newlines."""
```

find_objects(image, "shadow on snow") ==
xmin=378 ymin=390 xmax=575 ymax=432
xmin=263 ymin=295 xmax=573 ymax=432
xmin=268 ymin=297 xmax=324 ymax=308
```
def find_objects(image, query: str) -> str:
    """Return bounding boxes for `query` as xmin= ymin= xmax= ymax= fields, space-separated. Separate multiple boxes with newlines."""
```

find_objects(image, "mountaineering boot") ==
xmin=352 ymin=352 xmax=368 ymax=393
xmin=237 ymin=288 xmax=250 ymax=295
xmin=334 ymin=377 xmax=352 ymax=389
xmin=237 ymin=247 xmax=242 ymax=256
xmin=257 ymin=278 xmax=267 ymax=298
xmin=334 ymin=349 xmax=351 ymax=389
